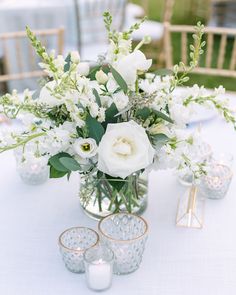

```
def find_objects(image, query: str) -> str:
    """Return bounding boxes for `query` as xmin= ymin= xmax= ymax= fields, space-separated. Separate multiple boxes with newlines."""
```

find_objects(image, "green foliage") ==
xmin=103 ymin=103 xmax=119 ymax=128
xmin=92 ymin=88 xmax=102 ymax=107
xmin=48 ymin=104 xmax=71 ymax=126
xmin=59 ymin=157 xmax=81 ymax=171
xmin=50 ymin=166 xmax=68 ymax=178
xmin=86 ymin=114 xmax=105 ymax=144
xmin=105 ymin=174 xmax=126 ymax=191
xmin=64 ymin=53 xmax=71 ymax=72
xmin=48 ymin=152 xmax=71 ymax=172
xmin=110 ymin=65 xmax=128 ymax=94
xmin=136 ymin=107 xmax=173 ymax=124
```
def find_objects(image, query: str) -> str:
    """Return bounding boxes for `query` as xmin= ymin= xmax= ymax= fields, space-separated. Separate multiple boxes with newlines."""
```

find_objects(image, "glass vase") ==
xmin=79 ymin=172 xmax=148 ymax=220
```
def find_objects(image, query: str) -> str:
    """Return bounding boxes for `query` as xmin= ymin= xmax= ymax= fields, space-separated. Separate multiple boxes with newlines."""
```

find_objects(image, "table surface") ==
xmin=1 ymin=97 xmax=236 ymax=295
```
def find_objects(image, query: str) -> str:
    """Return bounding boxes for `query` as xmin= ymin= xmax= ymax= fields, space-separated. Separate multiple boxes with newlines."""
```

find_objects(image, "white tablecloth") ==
xmin=0 ymin=96 xmax=236 ymax=294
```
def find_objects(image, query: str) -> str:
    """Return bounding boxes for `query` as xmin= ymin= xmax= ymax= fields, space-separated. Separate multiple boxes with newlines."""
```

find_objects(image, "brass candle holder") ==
xmin=176 ymin=185 xmax=205 ymax=229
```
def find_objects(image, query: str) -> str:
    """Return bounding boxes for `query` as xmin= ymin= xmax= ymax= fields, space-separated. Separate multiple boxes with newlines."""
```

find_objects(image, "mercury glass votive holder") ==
xmin=98 ymin=213 xmax=148 ymax=275
xmin=84 ymin=245 xmax=114 ymax=292
xmin=58 ymin=227 xmax=99 ymax=273
xmin=199 ymin=164 xmax=233 ymax=199
xmin=14 ymin=150 xmax=49 ymax=185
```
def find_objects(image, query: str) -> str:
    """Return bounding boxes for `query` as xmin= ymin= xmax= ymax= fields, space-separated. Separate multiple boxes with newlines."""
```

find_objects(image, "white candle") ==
xmin=87 ymin=259 xmax=112 ymax=291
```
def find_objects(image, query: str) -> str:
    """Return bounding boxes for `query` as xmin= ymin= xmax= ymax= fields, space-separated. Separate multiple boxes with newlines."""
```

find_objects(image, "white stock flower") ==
xmin=77 ymin=62 xmax=90 ymax=76
xmin=38 ymin=81 xmax=63 ymax=107
xmin=112 ymin=91 xmax=129 ymax=111
xmin=95 ymin=70 xmax=108 ymax=84
xmin=73 ymin=138 xmax=97 ymax=159
xmin=169 ymin=103 xmax=191 ymax=126
xmin=98 ymin=120 xmax=155 ymax=178
xmin=115 ymin=50 xmax=152 ymax=89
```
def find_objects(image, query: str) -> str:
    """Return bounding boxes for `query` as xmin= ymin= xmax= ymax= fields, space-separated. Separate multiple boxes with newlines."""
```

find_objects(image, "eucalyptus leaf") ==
xmin=135 ymin=107 xmax=151 ymax=120
xmin=110 ymin=65 xmax=128 ymax=94
xmin=50 ymin=166 xmax=68 ymax=178
xmin=59 ymin=157 xmax=81 ymax=171
xmin=92 ymin=88 xmax=102 ymax=107
xmin=152 ymin=133 xmax=170 ymax=149
xmin=102 ymin=103 xmax=119 ymax=128
xmin=49 ymin=152 xmax=72 ymax=172
xmin=64 ymin=53 xmax=71 ymax=72
xmin=86 ymin=114 xmax=105 ymax=144
xmin=153 ymin=110 xmax=173 ymax=124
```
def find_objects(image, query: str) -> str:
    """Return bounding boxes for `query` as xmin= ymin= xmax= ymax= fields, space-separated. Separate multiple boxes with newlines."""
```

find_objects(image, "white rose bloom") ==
xmin=116 ymin=50 xmax=152 ymax=89
xmin=112 ymin=91 xmax=129 ymax=111
xmin=38 ymin=81 xmax=63 ymax=107
xmin=70 ymin=51 xmax=80 ymax=63
xmin=73 ymin=138 xmax=98 ymax=159
xmin=98 ymin=120 xmax=155 ymax=178
xmin=95 ymin=70 xmax=108 ymax=84
xmin=77 ymin=62 xmax=90 ymax=76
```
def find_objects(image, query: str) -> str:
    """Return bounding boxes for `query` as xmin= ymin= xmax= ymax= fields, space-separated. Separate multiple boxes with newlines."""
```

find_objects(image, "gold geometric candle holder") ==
xmin=176 ymin=185 xmax=205 ymax=229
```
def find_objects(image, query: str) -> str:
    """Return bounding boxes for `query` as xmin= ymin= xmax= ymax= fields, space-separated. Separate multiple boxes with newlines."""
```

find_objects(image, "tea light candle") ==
xmin=87 ymin=259 xmax=112 ymax=291
xmin=84 ymin=245 xmax=114 ymax=292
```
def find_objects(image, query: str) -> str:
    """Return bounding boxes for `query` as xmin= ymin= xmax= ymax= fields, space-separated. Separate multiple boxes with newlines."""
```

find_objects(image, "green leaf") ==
xmin=105 ymin=174 xmax=126 ymax=192
xmin=110 ymin=65 xmax=128 ymax=94
xmin=153 ymin=68 xmax=173 ymax=76
xmin=102 ymin=103 xmax=119 ymax=128
xmin=64 ymin=54 xmax=71 ymax=72
xmin=152 ymin=133 xmax=169 ymax=149
xmin=60 ymin=157 xmax=81 ymax=171
xmin=49 ymin=152 xmax=72 ymax=172
xmin=50 ymin=166 xmax=68 ymax=178
xmin=135 ymin=107 xmax=151 ymax=120
xmin=88 ymin=65 xmax=101 ymax=80
xmin=92 ymin=88 xmax=101 ymax=107
xmin=153 ymin=110 xmax=174 ymax=124
xmin=86 ymin=114 xmax=105 ymax=144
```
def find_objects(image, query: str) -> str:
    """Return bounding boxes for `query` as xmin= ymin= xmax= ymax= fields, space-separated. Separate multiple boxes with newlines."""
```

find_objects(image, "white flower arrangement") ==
xmin=0 ymin=13 xmax=235 ymax=212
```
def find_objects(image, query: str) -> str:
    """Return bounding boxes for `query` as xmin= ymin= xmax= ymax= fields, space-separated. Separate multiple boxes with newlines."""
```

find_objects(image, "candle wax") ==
xmin=87 ymin=259 xmax=112 ymax=291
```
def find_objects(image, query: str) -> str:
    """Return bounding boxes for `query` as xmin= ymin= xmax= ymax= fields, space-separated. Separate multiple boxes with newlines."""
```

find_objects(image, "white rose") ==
xmin=77 ymin=62 xmax=90 ymax=76
xmin=115 ymin=50 xmax=152 ymax=89
xmin=70 ymin=51 xmax=80 ymax=63
xmin=98 ymin=120 xmax=155 ymax=178
xmin=38 ymin=81 xmax=63 ymax=107
xmin=95 ymin=70 xmax=108 ymax=84
xmin=73 ymin=138 xmax=98 ymax=159
xmin=112 ymin=91 xmax=129 ymax=111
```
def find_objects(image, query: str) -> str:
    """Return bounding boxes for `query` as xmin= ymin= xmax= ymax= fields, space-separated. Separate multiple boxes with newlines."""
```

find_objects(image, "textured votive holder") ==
xmin=98 ymin=213 xmax=148 ymax=275
xmin=84 ymin=245 xmax=114 ymax=291
xmin=58 ymin=227 xmax=99 ymax=273
xmin=199 ymin=164 xmax=233 ymax=199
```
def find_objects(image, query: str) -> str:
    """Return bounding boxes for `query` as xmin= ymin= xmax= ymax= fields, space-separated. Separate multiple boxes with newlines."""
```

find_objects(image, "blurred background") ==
xmin=0 ymin=0 xmax=236 ymax=94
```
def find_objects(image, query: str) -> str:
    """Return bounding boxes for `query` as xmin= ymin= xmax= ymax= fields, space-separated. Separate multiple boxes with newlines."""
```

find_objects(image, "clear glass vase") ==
xmin=79 ymin=172 xmax=148 ymax=220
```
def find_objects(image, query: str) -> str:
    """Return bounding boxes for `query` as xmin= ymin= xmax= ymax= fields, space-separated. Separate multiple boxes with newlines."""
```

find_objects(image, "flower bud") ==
xmin=95 ymin=70 xmax=108 ymax=84
xmin=77 ymin=62 xmax=90 ymax=76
